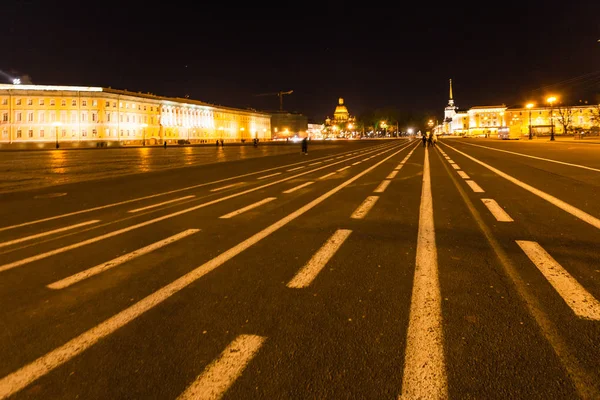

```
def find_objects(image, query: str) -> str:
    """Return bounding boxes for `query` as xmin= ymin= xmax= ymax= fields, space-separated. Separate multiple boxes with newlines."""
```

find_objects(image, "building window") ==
xmin=2 ymin=129 xmax=7 ymax=138
xmin=27 ymin=99 xmax=33 ymax=105
xmin=50 ymin=99 xmax=55 ymax=106
xmin=92 ymin=129 xmax=97 ymax=137
xmin=120 ymin=129 xmax=124 ymax=136
xmin=1 ymin=98 xmax=7 ymax=105
xmin=61 ymin=100 xmax=66 ymax=106
xmin=16 ymin=112 xmax=22 ymax=122
xmin=40 ymin=129 xmax=44 ymax=138
xmin=71 ymin=130 xmax=76 ymax=137
xmin=81 ymin=113 xmax=87 ymax=122
xmin=113 ymin=102 xmax=116 ymax=107
xmin=82 ymin=100 xmax=87 ymax=106
xmin=17 ymin=130 xmax=22 ymax=138
xmin=82 ymin=129 xmax=87 ymax=137
xmin=107 ymin=113 xmax=111 ymax=122
xmin=62 ymin=129 xmax=66 ymax=137
xmin=27 ymin=112 xmax=34 ymax=122
xmin=92 ymin=100 xmax=97 ymax=107
xmin=71 ymin=112 xmax=77 ymax=123
xmin=71 ymin=100 xmax=77 ymax=106
xmin=50 ymin=111 xmax=56 ymax=122
xmin=16 ymin=99 xmax=21 ymax=105
xmin=105 ymin=101 xmax=110 ymax=107
xmin=2 ymin=113 xmax=7 ymax=122
xmin=39 ymin=112 xmax=45 ymax=123
xmin=39 ymin=99 xmax=44 ymax=106
xmin=92 ymin=113 xmax=97 ymax=122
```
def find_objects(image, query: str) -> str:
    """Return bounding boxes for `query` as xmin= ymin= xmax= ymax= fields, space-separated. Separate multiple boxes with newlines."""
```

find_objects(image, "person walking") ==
xmin=421 ymin=134 xmax=427 ymax=147
xmin=432 ymin=133 xmax=438 ymax=147
xmin=301 ymin=137 xmax=308 ymax=154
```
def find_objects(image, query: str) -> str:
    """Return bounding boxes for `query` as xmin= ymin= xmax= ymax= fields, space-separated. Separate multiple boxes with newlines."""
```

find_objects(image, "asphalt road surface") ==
xmin=0 ymin=138 xmax=599 ymax=399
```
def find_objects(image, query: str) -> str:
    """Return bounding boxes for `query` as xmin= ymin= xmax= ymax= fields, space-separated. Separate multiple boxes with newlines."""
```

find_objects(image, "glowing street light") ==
xmin=12 ymin=78 xmax=21 ymax=85
xmin=526 ymin=103 xmax=534 ymax=140
xmin=547 ymin=96 xmax=557 ymax=141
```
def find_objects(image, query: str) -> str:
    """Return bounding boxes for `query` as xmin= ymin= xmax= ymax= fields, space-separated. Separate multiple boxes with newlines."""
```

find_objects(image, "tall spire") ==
xmin=448 ymin=79 xmax=454 ymax=107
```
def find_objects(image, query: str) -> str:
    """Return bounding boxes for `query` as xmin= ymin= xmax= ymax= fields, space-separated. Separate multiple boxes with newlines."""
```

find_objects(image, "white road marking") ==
xmin=463 ymin=142 xmax=600 ymax=173
xmin=0 ymin=220 xmax=100 ymax=249
xmin=387 ymin=170 xmax=398 ymax=179
xmin=443 ymin=143 xmax=600 ymax=230
xmin=352 ymin=161 xmax=361 ymax=166
xmin=287 ymin=229 xmax=352 ymax=288
xmin=219 ymin=197 xmax=276 ymax=219
xmin=516 ymin=241 xmax=600 ymax=320
xmin=402 ymin=147 xmax=447 ymax=399
xmin=337 ymin=166 xmax=351 ymax=172
xmin=0 ymin=143 xmax=408 ymax=400
xmin=319 ymin=172 xmax=337 ymax=180
xmin=324 ymin=158 xmax=334 ymax=162
xmin=374 ymin=180 xmax=391 ymax=193
xmin=127 ymin=195 xmax=195 ymax=213
xmin=209 ymin=182 xmax=245 ymax=192
xmin=257 ymin=172 xmax=282 ymax=180
xmin=481 ymin=199 xmax=514 ymax=222
xmin=447 ymin=160 xmax=455 ymax=164
xmin=282 ymin=181 xmax=314 ymax=194
xmin=177 ymin=335 xmax=266 ymax=400
xmin=457 ymin=171 xmax=470 ymax=179
xmin=465 ymin=180 xmax=485 ymax=193
xmin=287 ymin=166 xmax=305 ymax=171
xmin=47 ymin=229 xmax=200 ymax=289
xmin=451 ymin=164 xmax=461 ymax=170
xmin=362 ymin=158 xmax=370 ymax=162
xmin=309 ymin=162 xmax=322 ymax=166
xmin=350 ymin=196 xmax=379 ymax=219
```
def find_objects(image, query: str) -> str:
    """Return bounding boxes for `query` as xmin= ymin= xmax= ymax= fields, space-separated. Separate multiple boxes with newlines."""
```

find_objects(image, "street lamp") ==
xmin=526 ymin=103 xmax=534 ymax=140
xmin=547 ymin=96 xmax=557 ymax=141
xmin=141 ymin=123 xmax=148 ymax=146
xmin=52 ymin=121 xmax=62 ymax=149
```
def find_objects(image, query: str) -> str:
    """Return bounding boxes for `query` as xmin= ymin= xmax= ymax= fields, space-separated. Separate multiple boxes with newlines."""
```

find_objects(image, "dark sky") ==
xmin=3 ymin=1 xmax=600 ymax=122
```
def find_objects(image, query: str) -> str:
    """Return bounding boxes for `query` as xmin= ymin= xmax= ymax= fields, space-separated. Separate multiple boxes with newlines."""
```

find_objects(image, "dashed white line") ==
xmin=319 ymin=172 xmax=337 ymax=180
xmin=47 ymin=229 xmax=200 ymax=289
xmin=337 ymin=166 xmax=351 ymax=172
xmin=257 ymin=172 xmax=282 ymax=180
xmin=210 ymin=182 xmax=244 ymax=192
xmin=517 ymin=241 xmax=600 ymax=320
xmin=282 ymin=181 xmax=314 ymax=194
xmin=352 ymin=161 xmax=361 ymax=166
xmin=309 ymin=162 xmax=322 ymax=166
xmin=287 ymin=229 xmax=352 ymax=288
xmin=350 ymin=196 xmax=379 ymax=219
xmin=387 ymin=170 xmax=399 ymax=179
xmin=177 ymin=335 xmax=266 ymax=400
xmin=402 ymin=147 xmax=447 ymax=399
xmin=287 ymin=166 xmax=306 ymax=172
xmin=219 ymin=197 xmax=276 ymax=219
xmin=0 ymin=220 xmax=100 ymax=249
xmin=481 ymin=199 xmax=513 ymax=222
xmin=374 ymin=180 xmax=391 ymax=193
xmin=451 ymin=164 xmax=461 ymax=170
xmin=465 ymin=180 xmax=485 ymax=193
xmin=457 ymin=171 xmax=470 ymax=179
xmin=127 ymin=195 xmax=195 ymax=213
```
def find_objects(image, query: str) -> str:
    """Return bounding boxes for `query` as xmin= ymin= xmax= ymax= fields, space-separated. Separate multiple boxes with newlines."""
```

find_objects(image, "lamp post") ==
xmin=547 ymin=96 xmax=557 ymax=141
xmin=52 ymin=121 xmax=62 ymax=149
xmin=141 ymin=123 xmax=148 ymax=146
xmin=526 ymin=103 xmax=534 ymax=140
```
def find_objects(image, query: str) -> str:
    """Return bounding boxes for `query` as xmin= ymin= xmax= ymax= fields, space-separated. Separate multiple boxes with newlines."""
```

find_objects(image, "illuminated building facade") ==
xmin=0 ymin=84 xmax=271 ymax=147
xmin=325 ymin=98 xmax=356 ymax=136
xmin=270 ymin=112 xmax=308 ymax=139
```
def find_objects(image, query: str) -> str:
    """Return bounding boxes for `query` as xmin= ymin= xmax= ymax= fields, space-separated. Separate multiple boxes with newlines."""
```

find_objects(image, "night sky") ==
xmin=3 ymin=1 xmax=600 ymax=123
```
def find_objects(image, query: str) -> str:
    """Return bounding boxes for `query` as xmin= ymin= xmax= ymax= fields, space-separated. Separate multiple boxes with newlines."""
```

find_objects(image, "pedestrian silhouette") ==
xmin=422 ymin=135 xmax=427 ymax=147
xmin=301 ymin=137 xmax=308 ymax=154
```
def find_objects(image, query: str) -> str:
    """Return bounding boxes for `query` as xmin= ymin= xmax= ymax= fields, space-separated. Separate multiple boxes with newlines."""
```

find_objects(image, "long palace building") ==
xmin=0 ymin=84 xmax=271 ymax=148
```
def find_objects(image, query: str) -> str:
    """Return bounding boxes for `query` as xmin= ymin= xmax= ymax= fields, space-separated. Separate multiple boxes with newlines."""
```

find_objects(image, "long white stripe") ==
xmin=481 ymin=199 xmax=513 ymax=222
xmin=516 ymin=241 xmax=600 ymax=320
xmin=282 ymin=181 xmax=314 ymax=194
xmin=0 ymin=144 xmax=404 ymax=273
xmin=374 ymin=180 xmax=391 ymax=193
xmin=127 ymin=196 xmax=195 ymax=213
xmin=319 ymin=172 xmax=337 ymax=180
xmin=287 ymin=229 xmax=352 ymax=288
xmin=350 ymin=196 xmax=379 ymax=219
xmin=0 ymin=220 xmax=99 ymax=249
xmin=443 ymin=143 xmax=600 ymax=230
xmin=465 ymin=180 xmax=485 ymax=193
xmin=47 ymin=229 xmax=200 ymax=289
xmin=219 ymin=197 xmax=276 ymax=219
xmin=177 ymin=335 xmax=266 ymax=400
xmin=387 ymin=170 xmax=399 ymax=179
xmin=257 ymin=172 xmax=281 ymax=180
xmin=401 ymin=147 xmax=447 ymax=399
xmin=463 ymin=142 xmax=600 ymax=173
xmin=0 ymin=143 xmax=408 ymax=399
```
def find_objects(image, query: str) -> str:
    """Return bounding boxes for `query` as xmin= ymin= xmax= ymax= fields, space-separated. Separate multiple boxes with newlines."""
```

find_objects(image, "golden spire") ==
xmin=339 ymin=97 xmax=344 ymax=105
xmin=449 ymin=79 xmax=453 ymax=100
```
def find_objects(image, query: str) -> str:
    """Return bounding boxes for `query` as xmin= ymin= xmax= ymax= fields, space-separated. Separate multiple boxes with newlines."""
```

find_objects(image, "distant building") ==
xmin=307 ymin=123 xmax=324 ymax=138
xmin=324 ymin=98 xmax=356 ymax=136
xmin=0 ymin=84 xmax=271 ymax=148
xmin=270 ymin=111 xmax=308 ymax=139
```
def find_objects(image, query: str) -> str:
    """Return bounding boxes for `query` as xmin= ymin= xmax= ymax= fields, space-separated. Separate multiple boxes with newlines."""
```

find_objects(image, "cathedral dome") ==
xmin=334 ymin=97 xmax=349 ymax=120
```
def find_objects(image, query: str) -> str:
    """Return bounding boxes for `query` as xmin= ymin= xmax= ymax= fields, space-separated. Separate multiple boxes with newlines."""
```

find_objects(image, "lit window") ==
xmin=82 ymin=100 xmax=87 ymax=106
xmin=2 ymin=113 xmax=7 ymax=122
xmin=92 ymin=100 xmax=97 ymax=107
xmin=92 ymin=129 xmax=97 ymax=136
xmin=50 ymin=99 xmax=55 ymax=106
xmin=82 ymin=130 xmax=87 ymax=137
xmin=105 ymin=101 xmax=110 ymax=107
xmin=61 ymin=100 xmax=66 ymax=106
xmin=62 ymin=129 xmax=66 ymax=137
xmin=1 ymin=129 xmax=7 ymax=138
xmin=16 ymin=112 xmax=22 ymax=122
xmin=27 ymin=99 xmax=32 ymax=106
xmin=72 ymin=100 xmax=77 ymax=106
xmin=40 ymin=129 xmax=44 ymax=138
xmin=39 ymin=99 xmax=44 ymax=106
xmin=1 ymin=98 xmax=7 ymax=105
xmin=16 ymin=99 xmax=22 ymax=105
xmin=17 ymin=130 xmax=22 ymax=138
xmin=28 ymin=112 xmax=34 ymax=122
